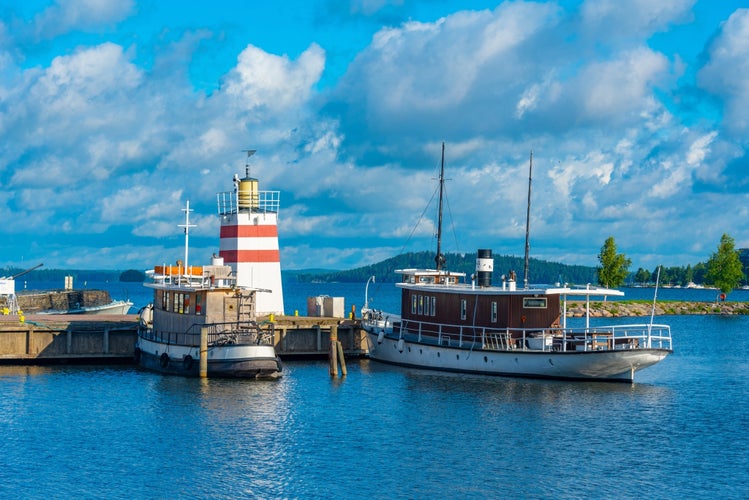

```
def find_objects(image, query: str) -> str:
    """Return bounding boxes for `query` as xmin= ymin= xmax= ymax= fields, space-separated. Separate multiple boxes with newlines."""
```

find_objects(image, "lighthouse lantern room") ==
xmin=217 ymin=150 xmax=284 ymax=316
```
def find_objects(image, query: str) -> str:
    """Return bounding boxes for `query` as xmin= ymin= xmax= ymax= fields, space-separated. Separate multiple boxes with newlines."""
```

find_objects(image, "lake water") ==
xmin=2 ymin=281 xmax=748 ymax=498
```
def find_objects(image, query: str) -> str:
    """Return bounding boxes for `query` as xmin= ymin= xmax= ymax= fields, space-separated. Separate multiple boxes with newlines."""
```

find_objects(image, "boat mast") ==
xmin=179 ymin=200 xmax=196 ymax=277
xmin=523 ymin=150 xmax=533 ymax=289
xmin=435 ymin=142 xmax=446 ymax=271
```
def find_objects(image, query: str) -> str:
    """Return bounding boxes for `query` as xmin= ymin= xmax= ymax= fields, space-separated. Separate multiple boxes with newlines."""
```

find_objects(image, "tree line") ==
xmin=598 ymin=233 xmax=746 ymax=295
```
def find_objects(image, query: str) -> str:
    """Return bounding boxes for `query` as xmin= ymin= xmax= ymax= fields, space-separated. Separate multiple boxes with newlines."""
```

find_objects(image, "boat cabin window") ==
xmin=419 ymin=276 xmax=435 ymax=284
xmin=523 ymin=297 xmax=547 ymax=309
xmin=195 ymin=293 xmax=202 ymax=315
xmin=491 ymin=301 xmax=497 ymax=323
xmin=183 ymin=294 xmax=190 ymax=314
xmin=174 ymin=293 xmax=183 ymax=313
xmin=411 ymin=295 xmax=417 ymax=314
xmin=418 ymin=296 xmax=424 ymax=315
xmin=162 ymin=291 xmax=169 ymax=311
xmin=430 ymin=296 xmax=436 ymax=316
xmin=404 ymin=275 xmax=416 ymax=284
xmin=460 ymin=299 xmax=467 ymax=320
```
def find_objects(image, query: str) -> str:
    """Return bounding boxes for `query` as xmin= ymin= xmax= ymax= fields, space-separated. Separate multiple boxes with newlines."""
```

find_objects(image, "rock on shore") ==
xmin=567 ymin=300 xmax=749 ymax=317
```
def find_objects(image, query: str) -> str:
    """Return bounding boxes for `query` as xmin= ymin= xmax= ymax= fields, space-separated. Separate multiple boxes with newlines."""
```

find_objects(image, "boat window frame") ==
xmin=523 ymin=297 xmax=548 ymax=309
xmin=460 ymin=299 xmax=467 ymax=320
xmin=430 ymin=296 xmax=436 ymax=316
xmin=418 ymin=295 xmax=424 ymax=315
xmin=411 ymin=295 xmax=417 ymax=314
xmin=491 ymin=301 xmax=497 ymax=322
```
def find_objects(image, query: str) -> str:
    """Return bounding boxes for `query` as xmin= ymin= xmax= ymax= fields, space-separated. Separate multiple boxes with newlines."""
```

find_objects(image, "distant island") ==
xmin=1 ymin=267 xmax=146 ymax=284
xmin=293 ymin=251 xmax=598 ymax=285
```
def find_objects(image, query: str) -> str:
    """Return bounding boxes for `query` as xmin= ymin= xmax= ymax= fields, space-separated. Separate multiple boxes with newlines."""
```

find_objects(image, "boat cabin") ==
xmin=146 ymin=263 xmax=257 ymax=338
xmin=396 ymin=269 xmax=562 ymax=333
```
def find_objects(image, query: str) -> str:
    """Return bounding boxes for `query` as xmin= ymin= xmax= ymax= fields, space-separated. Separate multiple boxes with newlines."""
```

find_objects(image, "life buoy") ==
xmin=183 ymin=355 xmax=194 ymax=371
xmin=160 ymin=352 xmax=169 ymax=368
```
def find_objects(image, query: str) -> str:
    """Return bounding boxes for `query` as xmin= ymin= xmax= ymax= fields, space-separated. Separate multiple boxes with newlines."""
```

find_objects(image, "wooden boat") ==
xmin=135 ymin=159 xmax=283 ymax=379
xmin=362 ymin=145 xmax=672 ymax=382
xmin=135 ymin=256 xmax=282 ymax=379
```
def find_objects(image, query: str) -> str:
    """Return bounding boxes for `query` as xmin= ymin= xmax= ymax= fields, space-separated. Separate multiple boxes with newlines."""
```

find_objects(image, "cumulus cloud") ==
xmin=2 ymin=1 xmax=749 ymax=272
xmin=697 ymin=9 xmax=749 ymax=136
xmin=32 ymin=0 xmax=135 ymax=40
xmin=222 ymin=43 xmax=325 ymax=110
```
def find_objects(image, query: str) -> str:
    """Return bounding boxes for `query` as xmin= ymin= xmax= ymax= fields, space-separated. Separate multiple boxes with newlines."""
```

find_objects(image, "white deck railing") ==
xmin=362 ymin=312 xmax=672 ymax=353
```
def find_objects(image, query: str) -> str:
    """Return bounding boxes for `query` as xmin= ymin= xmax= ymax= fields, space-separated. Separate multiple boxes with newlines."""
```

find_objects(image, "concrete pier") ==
xmin=0 ymin=314 xmax=138 ymax=363
xmin=0 ymin=314 xmax=369 ymax=364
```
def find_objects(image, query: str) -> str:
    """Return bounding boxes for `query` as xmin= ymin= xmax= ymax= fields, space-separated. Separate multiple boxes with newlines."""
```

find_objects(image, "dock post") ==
xmin=329 ymin=324 xmax=338 ymax=376
xmin=199 ymin=327 xmax=208 ymax=378
xmin=336 ymin=337 xmax=347 ymax=376
xmin=103 ymin=328 xmax=109 ymax=354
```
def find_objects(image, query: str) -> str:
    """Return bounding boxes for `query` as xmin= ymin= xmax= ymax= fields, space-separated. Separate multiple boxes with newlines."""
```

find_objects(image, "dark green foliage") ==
xmin=597 ymin=237 xmax=631 ymax=288
xmin=705 ymin=233 xmax=744 ymax=294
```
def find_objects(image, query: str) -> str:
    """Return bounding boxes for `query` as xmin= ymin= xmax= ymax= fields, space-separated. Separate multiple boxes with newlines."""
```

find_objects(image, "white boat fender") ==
xmin=397 ymin=338 xmax=405 ymax=352
xmin=183 ymin=355 xmax=194 ymax=371
xmin=377 ymin=331 xmax=385 ymax=344
xmin=160 ymin=353 xmax=169 ymax=368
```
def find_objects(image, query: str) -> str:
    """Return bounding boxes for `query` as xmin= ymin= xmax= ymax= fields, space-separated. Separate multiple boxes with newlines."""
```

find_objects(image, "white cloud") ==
xmin=222 ymin=43 xmax=325 ymax=110
xmin=32 ymin=0 xmax=135 ymax=40
xmin=1 ymin=1 xmax=748 ymax=273
xmin=697 ymin=9 xmax=749 ymax=136
xmin=580 ymin=0 xmax=695 ymax=41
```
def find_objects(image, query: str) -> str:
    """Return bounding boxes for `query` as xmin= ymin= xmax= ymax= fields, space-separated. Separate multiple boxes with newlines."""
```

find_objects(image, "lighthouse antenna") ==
xmin=241 ymin=149 xmax=256 ymax=178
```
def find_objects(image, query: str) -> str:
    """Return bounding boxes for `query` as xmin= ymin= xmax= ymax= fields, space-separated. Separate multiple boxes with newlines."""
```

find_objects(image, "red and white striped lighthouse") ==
xmin=217 ymin=151 xmax=284 ymax=316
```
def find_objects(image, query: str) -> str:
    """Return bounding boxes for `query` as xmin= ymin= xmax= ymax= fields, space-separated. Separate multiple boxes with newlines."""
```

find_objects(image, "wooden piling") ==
xmin=336 ymin=339 xmax=347 ymax=376
xmin=329 ymin=324 xmax=338 ymax=376
xmin=199 ymin=327 xmax=208 ymax=378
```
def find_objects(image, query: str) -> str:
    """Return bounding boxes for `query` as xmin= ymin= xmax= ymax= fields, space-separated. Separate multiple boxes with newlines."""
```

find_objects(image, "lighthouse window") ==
xmin=491 ymin=301 xmax=497 ymax=323
xmin=411 ymin=295 xmax=418 ymax=314
xmin=460 ymin=299 xmax=467 ymax=320
xmin=523 ymin=297 xmax=547 ymax=309
xmin=430 ymin=296 xmax=436 ymax=316
xmin=418 ymin=295 xmax=424 ymax=315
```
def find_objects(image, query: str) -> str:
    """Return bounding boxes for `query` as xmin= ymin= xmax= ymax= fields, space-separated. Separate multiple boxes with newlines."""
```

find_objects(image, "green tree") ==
xmin=597 ymin=236 xmax=631 ymax=289
xmin=705 ymin=233 xmax=744 ymax=295
xmin=634 ymin=267 xmax=650 ymax=285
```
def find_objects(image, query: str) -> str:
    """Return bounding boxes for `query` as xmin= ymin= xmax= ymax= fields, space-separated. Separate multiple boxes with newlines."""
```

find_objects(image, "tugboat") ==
xmin=136 ymin=152 xmax=283 ymax=378
xmin=362 ymin=145 xmax=672 ymax=382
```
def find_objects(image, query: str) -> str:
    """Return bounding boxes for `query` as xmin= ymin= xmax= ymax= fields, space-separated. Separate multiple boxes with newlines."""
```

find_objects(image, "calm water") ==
xmin=3 ymin=282 xmax=748 ymax=498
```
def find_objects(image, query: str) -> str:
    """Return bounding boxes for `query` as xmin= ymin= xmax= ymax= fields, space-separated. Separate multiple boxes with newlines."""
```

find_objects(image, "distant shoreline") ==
xmin=568 ymin=300 xmax=749 ymax=317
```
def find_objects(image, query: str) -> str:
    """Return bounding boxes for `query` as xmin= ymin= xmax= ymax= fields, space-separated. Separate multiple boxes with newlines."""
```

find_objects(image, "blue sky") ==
xmin=2 ymin=0 xmax=748 ymax=273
